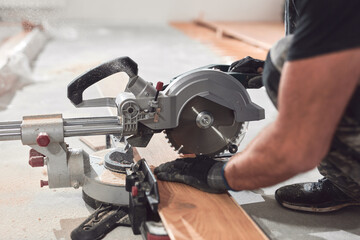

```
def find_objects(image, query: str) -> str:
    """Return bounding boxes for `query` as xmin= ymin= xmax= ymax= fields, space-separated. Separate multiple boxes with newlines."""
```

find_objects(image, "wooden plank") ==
xmin=80 ymin=135 xmax=106 ymax=151
xmin=194 ymin=19 xmax=284 ymax=51
xmin=135 ymin=134 xmax=268 ymax=240
xmin=171 ymin=22 xmax=268 ymax=61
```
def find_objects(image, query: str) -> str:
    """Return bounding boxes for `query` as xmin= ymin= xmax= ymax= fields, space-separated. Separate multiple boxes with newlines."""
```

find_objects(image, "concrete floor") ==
xmin=0 ymin=24 xmax=359 ymax=240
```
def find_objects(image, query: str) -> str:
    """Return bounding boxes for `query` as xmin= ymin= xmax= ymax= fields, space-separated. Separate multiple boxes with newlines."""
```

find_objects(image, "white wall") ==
xmin=62 ymin=0 xmax=284 ymax=24
xmin=0 ymin=0 xmax=284 ymax=24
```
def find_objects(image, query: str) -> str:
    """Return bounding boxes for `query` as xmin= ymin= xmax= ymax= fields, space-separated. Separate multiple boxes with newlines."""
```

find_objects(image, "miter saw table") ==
xmin=0 ymin=56 xmax=264 ymax=239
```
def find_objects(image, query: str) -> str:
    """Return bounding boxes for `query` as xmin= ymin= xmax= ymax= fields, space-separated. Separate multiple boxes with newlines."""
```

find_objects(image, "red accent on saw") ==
xmin=131 ymin=186 xmax=138 ymax=197
xmin=156 ymin=81 xmax=164 ymax=91
xmin=36 ymin=132 xmax=50 ymax=147
xmin=29 ymin=156 xmax=45 ymax=167
xmin=40 ymin=180 xmax=48 ymax=188
xmin=147 ymin=233 xmax=171 ymax=240
xmin=29 ymin=148 xmax=45 ymax=158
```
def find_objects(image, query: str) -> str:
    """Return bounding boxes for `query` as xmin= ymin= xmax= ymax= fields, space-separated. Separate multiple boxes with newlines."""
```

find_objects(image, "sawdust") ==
xmin=0 ymin=195 xmax=30 ymax=206
xmin=99 ymin=169 xmax=126 ymax=185
xmin=0 ymin=178 xmax=30 ymax=192
xmin=49 ymin=62 xmax=102 ymax=76
xmin=0 ymin=163 xmax=42 ymax=206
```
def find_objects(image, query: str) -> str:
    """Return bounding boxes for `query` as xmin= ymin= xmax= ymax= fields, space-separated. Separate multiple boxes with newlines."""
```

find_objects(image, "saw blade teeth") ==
xmin=165 ymin=130 xmax=179 ymax=151
xmin=165 ymin=97 xmax=246 ymax=156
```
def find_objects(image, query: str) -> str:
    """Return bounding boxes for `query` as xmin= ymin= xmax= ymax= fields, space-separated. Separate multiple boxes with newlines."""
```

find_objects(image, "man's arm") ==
xmin=225 ymin=48 xmax=360 ymax=190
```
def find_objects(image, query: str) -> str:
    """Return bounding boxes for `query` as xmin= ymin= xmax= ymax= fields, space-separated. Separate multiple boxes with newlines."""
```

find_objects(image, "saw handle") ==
xmin=67 ymin=57 xmax=138 ymax=107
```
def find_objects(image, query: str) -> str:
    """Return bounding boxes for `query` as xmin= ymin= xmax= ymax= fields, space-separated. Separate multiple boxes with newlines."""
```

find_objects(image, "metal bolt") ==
xmin=202 ymin=116 xmax=210 ymax=125
xmin=72 ymin=181 xmax=80 ymax=189
xmin=36 ymin=132 xmax=50 ymax=147
xmin=196 ymin=111 xmax=214 ymax=129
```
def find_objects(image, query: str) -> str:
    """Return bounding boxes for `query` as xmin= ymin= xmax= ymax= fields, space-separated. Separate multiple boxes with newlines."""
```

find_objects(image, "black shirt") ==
xmin=287 ymin=0 xmax=360 ymax=61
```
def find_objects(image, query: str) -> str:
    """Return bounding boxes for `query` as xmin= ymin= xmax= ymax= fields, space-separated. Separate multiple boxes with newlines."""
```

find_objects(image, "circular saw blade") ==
xmin=165 ymin=96 xmax=243 ymax=156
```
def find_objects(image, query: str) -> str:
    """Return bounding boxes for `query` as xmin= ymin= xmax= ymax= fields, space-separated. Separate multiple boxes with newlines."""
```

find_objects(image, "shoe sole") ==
xmin=281 ymin=201 xmax=360 ymax=213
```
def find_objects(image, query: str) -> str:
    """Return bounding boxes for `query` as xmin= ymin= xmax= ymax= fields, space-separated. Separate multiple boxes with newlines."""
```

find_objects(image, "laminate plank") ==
xmin=194 ymin=19 xmax=284 ymax=50
xmin=135 ymin=133 xmax=268 ymax=240
xmin=171 ymin=22 xmax=268 ymax=60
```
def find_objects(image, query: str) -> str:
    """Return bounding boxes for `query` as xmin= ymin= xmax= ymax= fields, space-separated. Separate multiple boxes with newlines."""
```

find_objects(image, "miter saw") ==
xmin=0 ymin=56 xmax=264 ymax=239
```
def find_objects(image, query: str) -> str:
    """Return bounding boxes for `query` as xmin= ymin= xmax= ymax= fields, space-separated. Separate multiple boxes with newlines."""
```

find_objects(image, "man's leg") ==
xmin=275 ymin=95 xmax=360 ymax=212
xmin=317 ymin=87 xmax=360 ymax=201
xmin=263 ymin=40 xmax=360 ymax=211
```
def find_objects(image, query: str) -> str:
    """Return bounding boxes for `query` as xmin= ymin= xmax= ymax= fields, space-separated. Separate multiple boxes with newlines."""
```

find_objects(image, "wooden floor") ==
xmin=171 ymin=20 xmax=284 ymax=61
xmin=195 ymin=19 xmax=284 ymax=50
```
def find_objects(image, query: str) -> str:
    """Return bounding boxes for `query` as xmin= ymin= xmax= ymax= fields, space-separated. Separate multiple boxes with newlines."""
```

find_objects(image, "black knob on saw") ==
xmin=228 ymin=144 xmax=238 ymax=154
xmin=67 ymin=56 xmax=138 ymax=106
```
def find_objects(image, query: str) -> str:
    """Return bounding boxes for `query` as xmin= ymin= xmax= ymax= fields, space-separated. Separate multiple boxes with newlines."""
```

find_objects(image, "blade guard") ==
xmin=165 ymin=69 xmax=265 ymax=125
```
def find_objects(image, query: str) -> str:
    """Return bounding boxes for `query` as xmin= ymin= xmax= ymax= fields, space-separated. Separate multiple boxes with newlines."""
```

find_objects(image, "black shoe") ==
xmin=275 ymin=178 xmax=360 ymax=212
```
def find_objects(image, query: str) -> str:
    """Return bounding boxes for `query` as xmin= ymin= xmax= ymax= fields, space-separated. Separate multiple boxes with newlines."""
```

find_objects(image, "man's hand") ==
xmin=229 ymin=56 xmax=264 ymax=73
xmin=154 ymin=155 xmax=230 ymax=194
xmin=229 ymin=56 xmax=265 ymax=88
